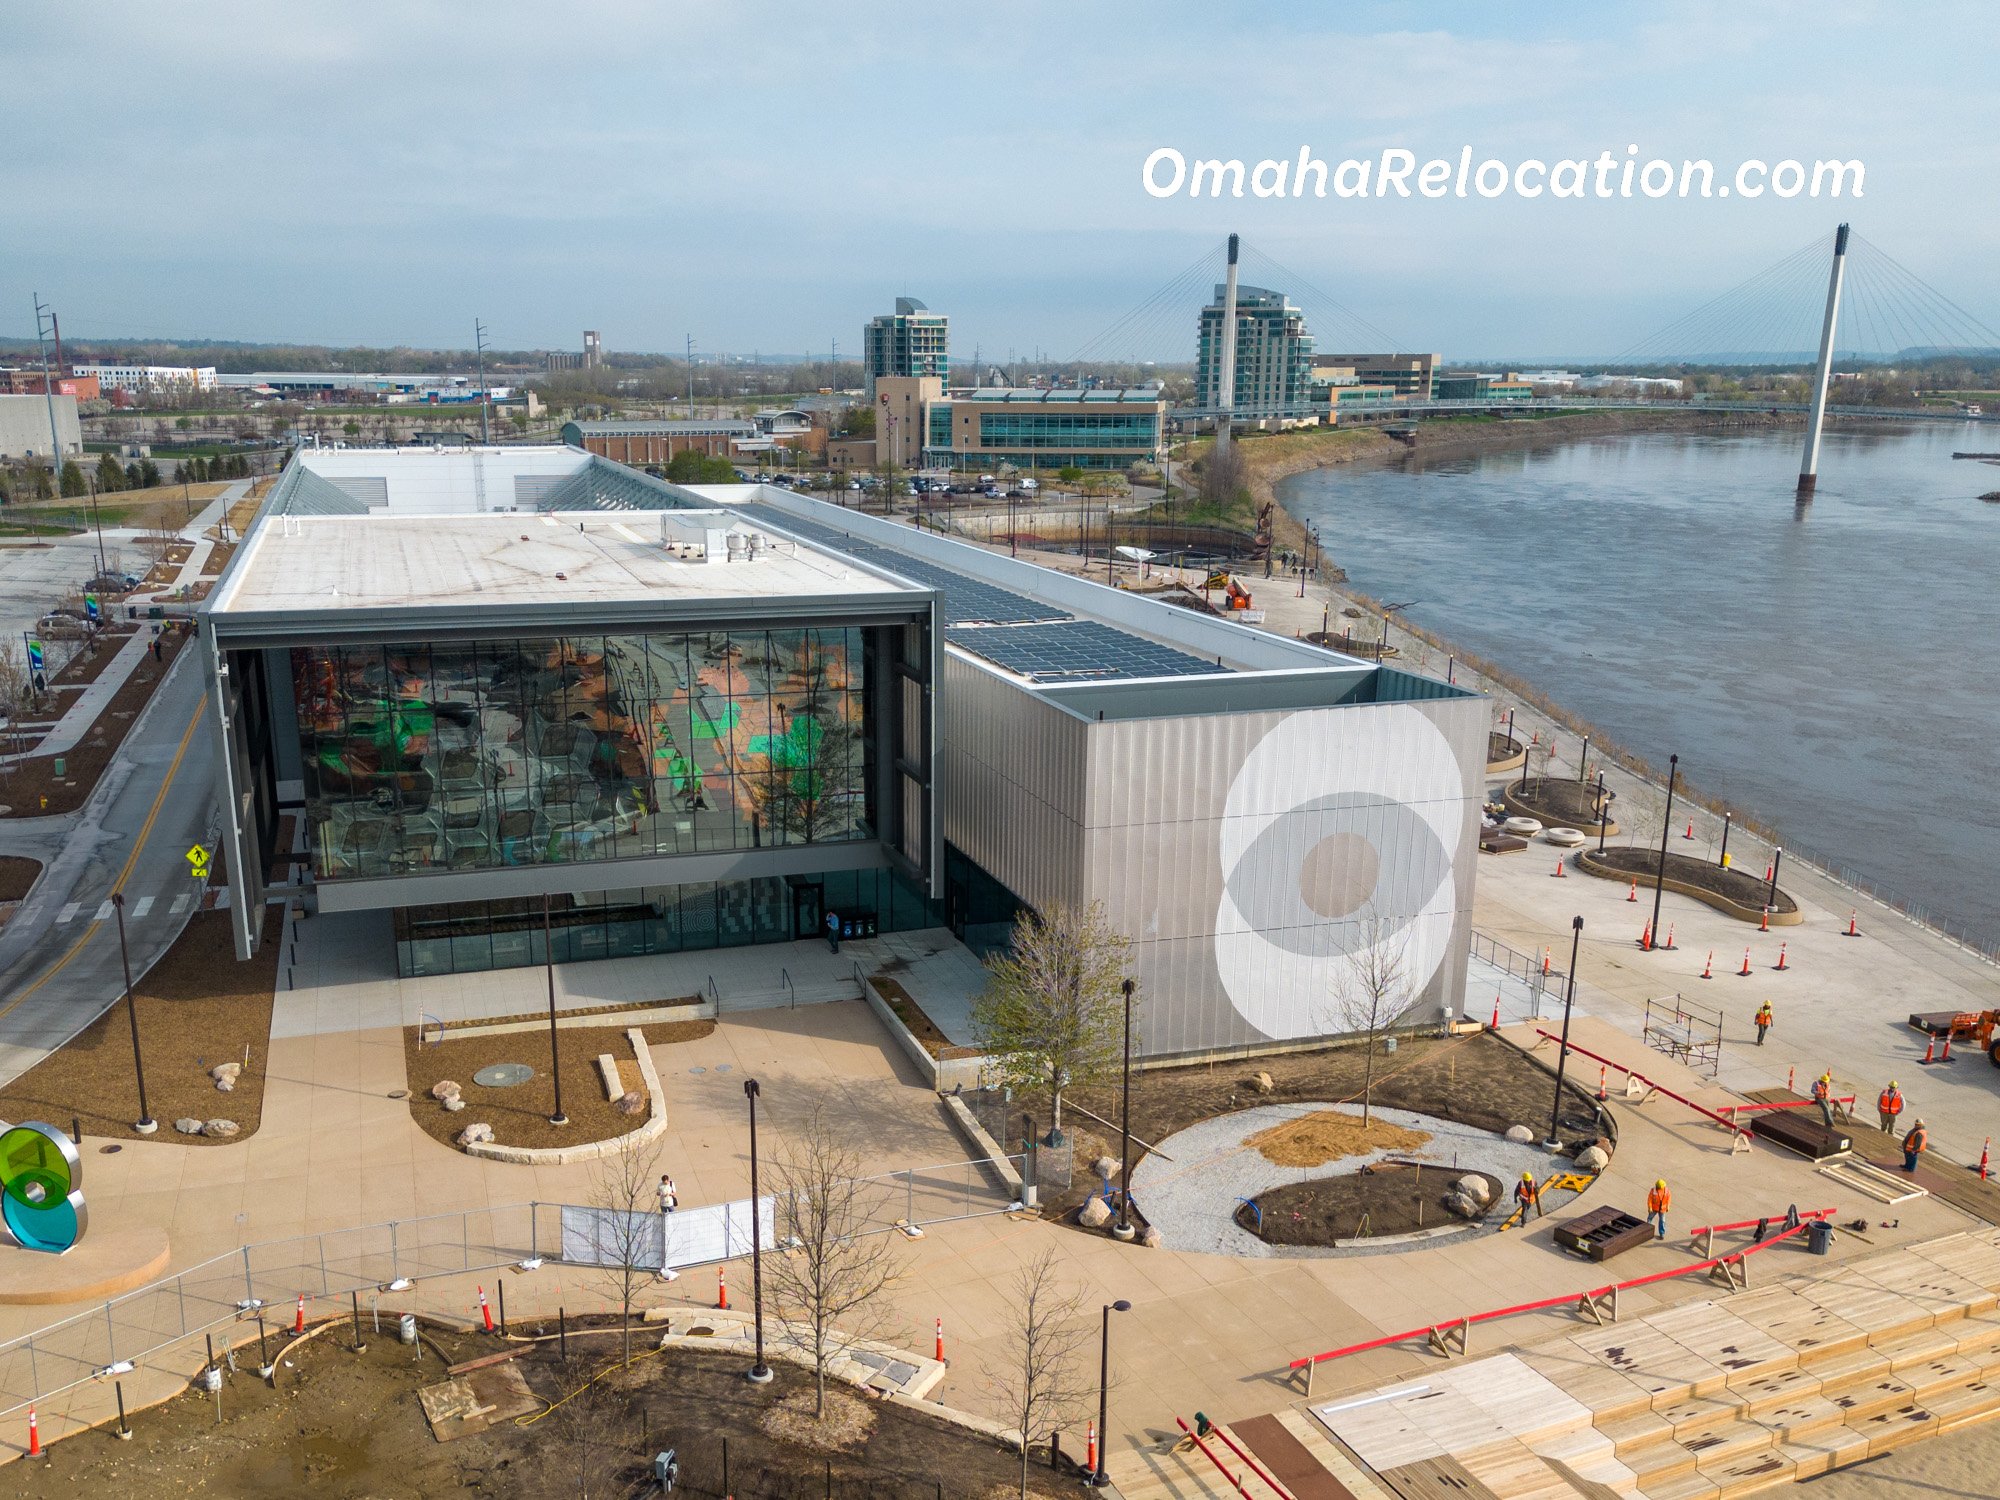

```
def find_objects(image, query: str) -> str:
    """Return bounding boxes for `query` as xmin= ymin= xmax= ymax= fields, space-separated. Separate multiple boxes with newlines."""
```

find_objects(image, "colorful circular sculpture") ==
xmin=0 ymin=1122 xmax=87 ymax=1254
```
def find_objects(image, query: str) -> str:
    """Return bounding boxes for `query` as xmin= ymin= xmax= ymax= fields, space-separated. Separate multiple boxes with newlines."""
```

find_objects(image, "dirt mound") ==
xmin=1244 ymin=1109 xmax=1430 ymax=1167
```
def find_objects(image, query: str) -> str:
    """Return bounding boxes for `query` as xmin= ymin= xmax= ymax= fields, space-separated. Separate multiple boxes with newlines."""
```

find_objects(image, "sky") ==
xmin=4 ymin=1 xmax=1996 ymax=362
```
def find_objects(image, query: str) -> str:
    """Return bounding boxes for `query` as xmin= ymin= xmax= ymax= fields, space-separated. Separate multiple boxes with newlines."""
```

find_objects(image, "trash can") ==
xmin=1807 ymin=1219 xmax=1833 ymax=1256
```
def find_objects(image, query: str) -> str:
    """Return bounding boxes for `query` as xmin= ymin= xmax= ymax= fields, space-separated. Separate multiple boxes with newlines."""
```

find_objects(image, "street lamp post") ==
xmin=1595 ymin=771 xmax=1610 ymax=854
xmin=1718 ymin=812 xmax=1733 ymax=869
xmin=1544 ymin=916 xmax=1584 ymax=1150
xmin=744 ymin=1078 xmax=773 ymax=1384
xmin=1091 ymin=1299 xmax=1133 ymax=1486
xmin=1650 ymin=755 xmax=1679 ymax=950
xmin=1114 ymin=979 xmax=1136 ymax=1241
xmin=541 ymin=894 xmax=567 ymax=1126
xmin=110 ymin=893 xmax=157 ymax=1134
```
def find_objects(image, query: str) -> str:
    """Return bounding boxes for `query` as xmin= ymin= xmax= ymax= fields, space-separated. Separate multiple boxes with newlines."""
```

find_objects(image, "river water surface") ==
xmin=1279 ymin=423 xmax=2000 ymax=946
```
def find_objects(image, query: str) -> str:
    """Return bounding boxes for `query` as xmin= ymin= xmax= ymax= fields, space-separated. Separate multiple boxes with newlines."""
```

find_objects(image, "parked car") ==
xmin=36 ymin=614 xmax=90 ymax=639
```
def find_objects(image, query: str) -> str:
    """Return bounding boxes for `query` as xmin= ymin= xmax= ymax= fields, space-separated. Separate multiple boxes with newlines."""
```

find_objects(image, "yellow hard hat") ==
xmin=1655 ymin=1179 xmax=1666 ymax=1187
xmin=1521 ymin=1171 xmax=1534 ymax=1181
xmin=1889 ymin=1080 xmax=1898 ymax=1088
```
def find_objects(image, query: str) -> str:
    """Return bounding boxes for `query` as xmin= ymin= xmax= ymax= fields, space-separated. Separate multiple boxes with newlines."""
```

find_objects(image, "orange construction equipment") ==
xmin=1908 ymin=1008 xmax=2000 ymax=1068
xmin=1774 ymin=943 xmax=1789 ymax=972
xmin=1738 ymin=948 xmax=1753 ymax=977
xmin=1700 ymin=950 xmax=1713 ymax=979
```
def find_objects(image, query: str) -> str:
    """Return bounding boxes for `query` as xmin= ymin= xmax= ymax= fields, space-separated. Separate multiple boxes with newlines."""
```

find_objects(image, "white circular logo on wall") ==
xmin=1214 ymin=705 xmax=1467 ymax=1040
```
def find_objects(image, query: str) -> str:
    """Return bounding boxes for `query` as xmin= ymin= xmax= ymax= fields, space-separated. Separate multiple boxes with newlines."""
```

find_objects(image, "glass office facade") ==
xmin=295 ymin=627 xmax=873 ymax=882
xmin=974 ymin=410 xmax=1159 ymax=453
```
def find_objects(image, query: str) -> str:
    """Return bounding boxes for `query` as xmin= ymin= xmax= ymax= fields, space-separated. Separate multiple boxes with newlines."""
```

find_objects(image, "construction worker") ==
xmin=1810 ymin=1071 xmax=1835 ymax=1129
xmin=1753 ymin=1000 xmax=1773 ymax=1046
xmin=1877 ymin=1081 xmax=1905 ymax=1136
xmin=1904 ymin=1118 xmax=1929 ymax=1174
xmin=1646 ymin=1179 xmax=1672 ymax=1240
xmin=1514 ymin=1171 xmax=1542 ymax=1221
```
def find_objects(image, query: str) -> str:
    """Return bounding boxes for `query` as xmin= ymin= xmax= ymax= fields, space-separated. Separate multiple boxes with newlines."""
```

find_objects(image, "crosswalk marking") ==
xmin=133 ymin=896 xmax=154 ymax=918
xmin=170 ymin=894 xmax=191 ymax=916
xmin=57 ymin=902 xmax=80 ymax=925
xmin=94 ymin=901 xmax=113 ymax=922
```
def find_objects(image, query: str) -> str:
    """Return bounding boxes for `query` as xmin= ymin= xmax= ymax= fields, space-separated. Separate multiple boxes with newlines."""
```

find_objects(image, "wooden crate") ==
xmin=1552 ymin=1207 xmax=1654 ymax=1263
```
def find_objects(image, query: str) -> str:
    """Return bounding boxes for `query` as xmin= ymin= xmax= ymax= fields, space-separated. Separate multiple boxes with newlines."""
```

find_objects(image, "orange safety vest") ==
xmin=1515 ymin=1180 xmax=1538 ymax=1205
xmin=1907 ymin=1126 xmax=1929 ymax=1155
xmin=1878 ymin=1089 xmax=1903 ymax=1117
xmin=1647 ymin=1185 xmax=1671 ymax=1215
xmin=1811 ymin=1077 xmax=1830 ymax=1102
xmin=1754 ymin=1005 xmax=1772 ymax=1026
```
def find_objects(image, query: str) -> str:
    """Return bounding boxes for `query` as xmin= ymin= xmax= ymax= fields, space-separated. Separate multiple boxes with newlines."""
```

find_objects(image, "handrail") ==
xmin=1533 ymin=1029 xmax=1751 ymax=1143
xmin=1290 ymin=1208 xmax=1832 ymax=1374
xmin=1174 ymin=1416 xmax=1260 ymax=1498
xmin=1717 ymin=1097 xmax=1855 ymax=1122
xmin=705 ymin=974 xmax=721 ymax=1013
xmin=780 ymin=966 xmax=796 ymax=1009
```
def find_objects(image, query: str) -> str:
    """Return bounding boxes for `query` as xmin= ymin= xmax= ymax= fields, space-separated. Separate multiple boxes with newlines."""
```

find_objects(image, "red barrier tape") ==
xmin=1533 ymin=1029 xmax=1752 ymax=1141
xmin=1718 ymin=1098 xmax=1855 ymax=1119
xmin=1688 ymin=1207 xmax=1836 ymax=1238
xmin=1291 ymin=1211 xmax=1833 ymax=1371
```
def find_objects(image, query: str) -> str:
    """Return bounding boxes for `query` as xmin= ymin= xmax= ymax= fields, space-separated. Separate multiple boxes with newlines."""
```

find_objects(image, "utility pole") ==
xmin=474 ymin=319 xmax=491 ymax=444
xmin=685 ymin=334 xmax=695 ymax=411
xmin=34 ymin=295 xmax=66 ymax=473
xmin=1797 ymin=223 xmax=1849 ymax=498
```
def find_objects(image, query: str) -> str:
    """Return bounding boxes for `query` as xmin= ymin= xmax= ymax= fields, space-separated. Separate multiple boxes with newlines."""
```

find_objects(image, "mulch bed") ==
xmin=200 ymin=540 xmax=238 ymax=576
xmin=402 ymin=1020 xmax=713 ymax=1152
xmin=1583 ymin=845 xmax=1798 ymax=915
xmin=0 ymin=854 xmax=41 ymax=902
xmin=1507 ymin=775 xmax=1613 ymax=824
xmin=39 ymin=1319 xmax=1072 ymax=1498
xmin=1029 ymin=1030 xmax=1595 ymax=1222
xmin=1488 ymin=731 xmax=1524 ymax=762
xmin=0 ymin=907 xmax=280 ymax=1143
xmin=47 ymin=625 xmax=138 ymax=687
xmin=0 ymin=625 xmax=194 ymax=817
xmin=1240 ymin=1164 xmax=1504 ymax=1245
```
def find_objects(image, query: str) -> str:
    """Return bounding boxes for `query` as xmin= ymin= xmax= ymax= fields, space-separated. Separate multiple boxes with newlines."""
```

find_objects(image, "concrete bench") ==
xmin=595 ymin=1054 xmax=624 ymax=1100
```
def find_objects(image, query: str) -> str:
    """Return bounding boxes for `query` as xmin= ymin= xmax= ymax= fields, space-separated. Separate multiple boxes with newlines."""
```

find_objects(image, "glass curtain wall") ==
xmin=295 ymin=627 xmax=871 ymax=882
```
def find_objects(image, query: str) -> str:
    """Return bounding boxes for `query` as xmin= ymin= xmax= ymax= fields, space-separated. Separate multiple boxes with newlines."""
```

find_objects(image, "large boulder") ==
xmin=202 ymin=1118 xmax=240 ymax=1138
xmin=456 ymin=1123 xmax=495 ymax=1148
xmin=211 ymin=1062 xmax=241 ymax=1091
xmin=174 ymin=1117 xmax=204 ymax=1136
xmin=442 ymin=1096 xmax=466 ymax=1113
xmin=1091 ymin=1156 xmax=1120 ymax=1184
xmin=1575 ymin=1144 xmax=1610 ymax=1172
xmin=614 ymin=1090 xmax=647 ymax=1116
xmin=1504 ymin=1124 xmax=1535 ymax=1144
xmin=1456 ymin=1174 xmax=1492 ymax=1207
xmin=1443 ymin=1190 xmax=1482 ymax=1221
xmin=1078 ymin=1197 xmax=1112 ymax=1230
xmin=1139 ymin=1225 xmax=1164 ymax=1249
xmin=1250 ymin=1071 xmax=1276 ymax=1094
xmin=430 ymin=1080 xmax=462 ymax=1103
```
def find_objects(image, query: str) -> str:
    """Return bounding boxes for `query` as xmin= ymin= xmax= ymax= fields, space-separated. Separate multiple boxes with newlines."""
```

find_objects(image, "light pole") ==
xmin=1594 ymin=771 xmax=1610 ymax=854
xmin=1650 ymin=755 xmax=1678 ymax=951
xmin=744 ymin=1078 xmax=773 ymax=1384
xmin=1114 ymin=979 xmax=1136 ymax=1242
xmin=541 ymin=894 xmax=567 ymax=1126
xmin=110 ymin=893 xmax=157 ymax=1135
xmin=1091 ymin=1299 xmax=1133 ymax=1486
xmin=1544 ymin=915 xmax=1584 ymax=1150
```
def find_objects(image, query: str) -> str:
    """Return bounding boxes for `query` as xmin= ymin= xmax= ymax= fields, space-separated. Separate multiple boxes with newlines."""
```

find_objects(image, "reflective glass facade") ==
xmin=295 ymin=628 xmax=872 ymax=882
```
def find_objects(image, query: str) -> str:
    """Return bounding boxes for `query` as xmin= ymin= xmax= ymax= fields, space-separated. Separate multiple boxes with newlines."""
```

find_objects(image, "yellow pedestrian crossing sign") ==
xmin=186 ymin=844 xmax=212 ymax=877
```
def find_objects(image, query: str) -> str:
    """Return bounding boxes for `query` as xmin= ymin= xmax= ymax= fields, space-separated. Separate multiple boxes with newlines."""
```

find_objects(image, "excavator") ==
xmin=1908 ymin=1008 xmax=2000 ymax=1066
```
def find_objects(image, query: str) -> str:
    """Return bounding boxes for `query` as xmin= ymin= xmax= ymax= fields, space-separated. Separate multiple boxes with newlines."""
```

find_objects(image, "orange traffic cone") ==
xmin=936 ymin=1317 xmax=945 ymax=1363
xmin=1738 ymin=948 xmax=1753 ymax=977
xmin=718 ymin=1266 xmax=729 ymax=1311
xmin=1541 ymin=947 xmax=1551 ymax=976
xmin=1980 ymin=1139 xmax=1990 ymax=1182
xmin=294 ymin=1292 xmax=306 ymax=1334
xmin=1490 ymin=995 xmax=1501 ymax=1029
xmin=1774 ymin=943 xmax=1789 ymax=972
xmin=1759 ymin=906 xmax=1770 ymax=932
xmin=1627 ymin=879 xmax=1638 ymax=903
xmin=1683 ymin=820 xmax=1695 ymax=840
xmin=1922 ymin=1035 xmax=1937 ymax=1065
xmin=1087 ymin=1420 xmax=1098 ymax=1474
xmin=1846 ymin=910 xmax=1859 ymax=937
xmin=1552 ymin=857 xmax=1566 ymax=878
xmin=1597 ymin=1066 xmax=1608 ymax=1102
xmin=1639 ymin=921 xmax=1652 ymax=951
xmin=479 ymin=1285 xmax=494 ymax=1333
xmin=26 ymin=1406 xmax=40 ymax=1459
xmin=1700 ymin=949 xmax=1713 ymax=979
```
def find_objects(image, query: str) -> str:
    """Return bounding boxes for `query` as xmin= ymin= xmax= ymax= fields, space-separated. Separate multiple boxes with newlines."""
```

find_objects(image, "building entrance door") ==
xmin=790 ymin=879 xmax=825 ymax=942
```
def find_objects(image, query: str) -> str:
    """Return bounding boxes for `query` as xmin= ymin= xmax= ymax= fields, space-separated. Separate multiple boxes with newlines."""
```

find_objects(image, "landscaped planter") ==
xmin=1486 ymin=733 xmax=1526 ymax=775
xmin=1577 ymin=846 xmax=1801 ymax=925
xmin=1500 ymin=776 xmax=1618 ymax=836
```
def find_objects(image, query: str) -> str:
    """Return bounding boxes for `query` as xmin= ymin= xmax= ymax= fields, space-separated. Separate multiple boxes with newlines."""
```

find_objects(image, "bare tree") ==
xmin=586 ymin=1124 xmax=669 ymax=1366
xmin=539 ymin=1348 xmax=622 ymax=1500
xmin=992 ymin=1248 xmax=1095 ymax=1499
xmin=972 ymin=901 xmax=1131 ymax=1144
xmin=768 ymin=1105 xmax=900 ymax=1417
xmin=1325 ymin=911 xmax=1417 ymax=1127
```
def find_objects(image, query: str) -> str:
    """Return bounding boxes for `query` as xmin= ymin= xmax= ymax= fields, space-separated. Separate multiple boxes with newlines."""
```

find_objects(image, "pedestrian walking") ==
xmin=1876 ymin=1081 xmax=1905 ymax=1136
xmin=824 ymin=908 xmax=841 ymax=953
xmin=1513 ymin=1171 xmax=1542 ymax=1222
xmin=1753 ymin=1000 xmax=1773 ymax=1046
xmin=657 ymin=1173 xmax=677 ymax=1215
xmin=1810 ymin=1071 xmax=1835 ymax=1129
xmin=1903 ymin=1119 xmax=1929 ymax=1174
xmin=1646 ymin=1178 xmax=1671 ymax=1240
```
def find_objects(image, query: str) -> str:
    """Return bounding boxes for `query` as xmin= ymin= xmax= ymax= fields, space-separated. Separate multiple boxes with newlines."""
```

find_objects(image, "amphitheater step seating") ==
xmin=1274 ymin=1227 xmax=2000 ymax=1500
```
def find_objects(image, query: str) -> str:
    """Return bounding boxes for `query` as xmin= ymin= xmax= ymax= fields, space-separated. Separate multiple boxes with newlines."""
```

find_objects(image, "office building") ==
xmin=0 ymin=392 xmax=82 ymax=459
xmin=200 ymin=446 xmax=1485 ymax=1060
xmin=1434 ymin=373 xmax=1535 ymax=401
xmin=863 ymin=298 xmax=949 ymax=397
xmin=921 ymin=386 xmax=1165 ymax=471
xmin=560 ymin=419 xmax=757 ymax=465
xmin=873 ymin=375 xmax=943 ymax=468
xmin=1312 ymin=353 xmax=1438 ymax=401
xmin=1 ymin=369 xmax=100 ymax=400
xmin=1196 ymin=285 xmax=1314 ymax=415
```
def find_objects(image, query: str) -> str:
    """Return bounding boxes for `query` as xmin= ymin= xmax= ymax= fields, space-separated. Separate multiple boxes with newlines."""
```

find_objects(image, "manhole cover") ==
xmin=713 ymin=1063 xmax=732 ymax=1073
xmin=474 ymin=1063 xmax=535 ymax=1088
xmin=99 ymin=1144 xmax=122 ymax=1155
xmin=688 ymin=1066 xmax=707 ymax=1075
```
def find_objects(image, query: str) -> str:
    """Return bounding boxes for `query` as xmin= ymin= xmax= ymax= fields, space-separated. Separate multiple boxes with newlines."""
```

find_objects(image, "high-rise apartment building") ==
xmin=1195 ymin=285 xmax=1314 ymax=414
xmin=863 ymin=298 xmax=948 ymax=396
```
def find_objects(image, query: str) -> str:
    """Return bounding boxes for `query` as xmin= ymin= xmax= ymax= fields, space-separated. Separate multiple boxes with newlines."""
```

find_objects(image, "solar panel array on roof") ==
xmin=946 ymin=621 xmax=1228 ymax=683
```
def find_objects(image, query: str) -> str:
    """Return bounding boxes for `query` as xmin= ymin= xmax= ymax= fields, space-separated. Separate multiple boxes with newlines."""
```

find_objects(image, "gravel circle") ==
xmin=1130 ymin=1100 xmax=1571 ymax=1259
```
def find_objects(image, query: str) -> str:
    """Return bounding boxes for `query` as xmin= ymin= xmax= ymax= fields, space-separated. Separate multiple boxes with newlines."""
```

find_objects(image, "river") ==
xmin=1278 ymin=422 xmax=2000 ymax=947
